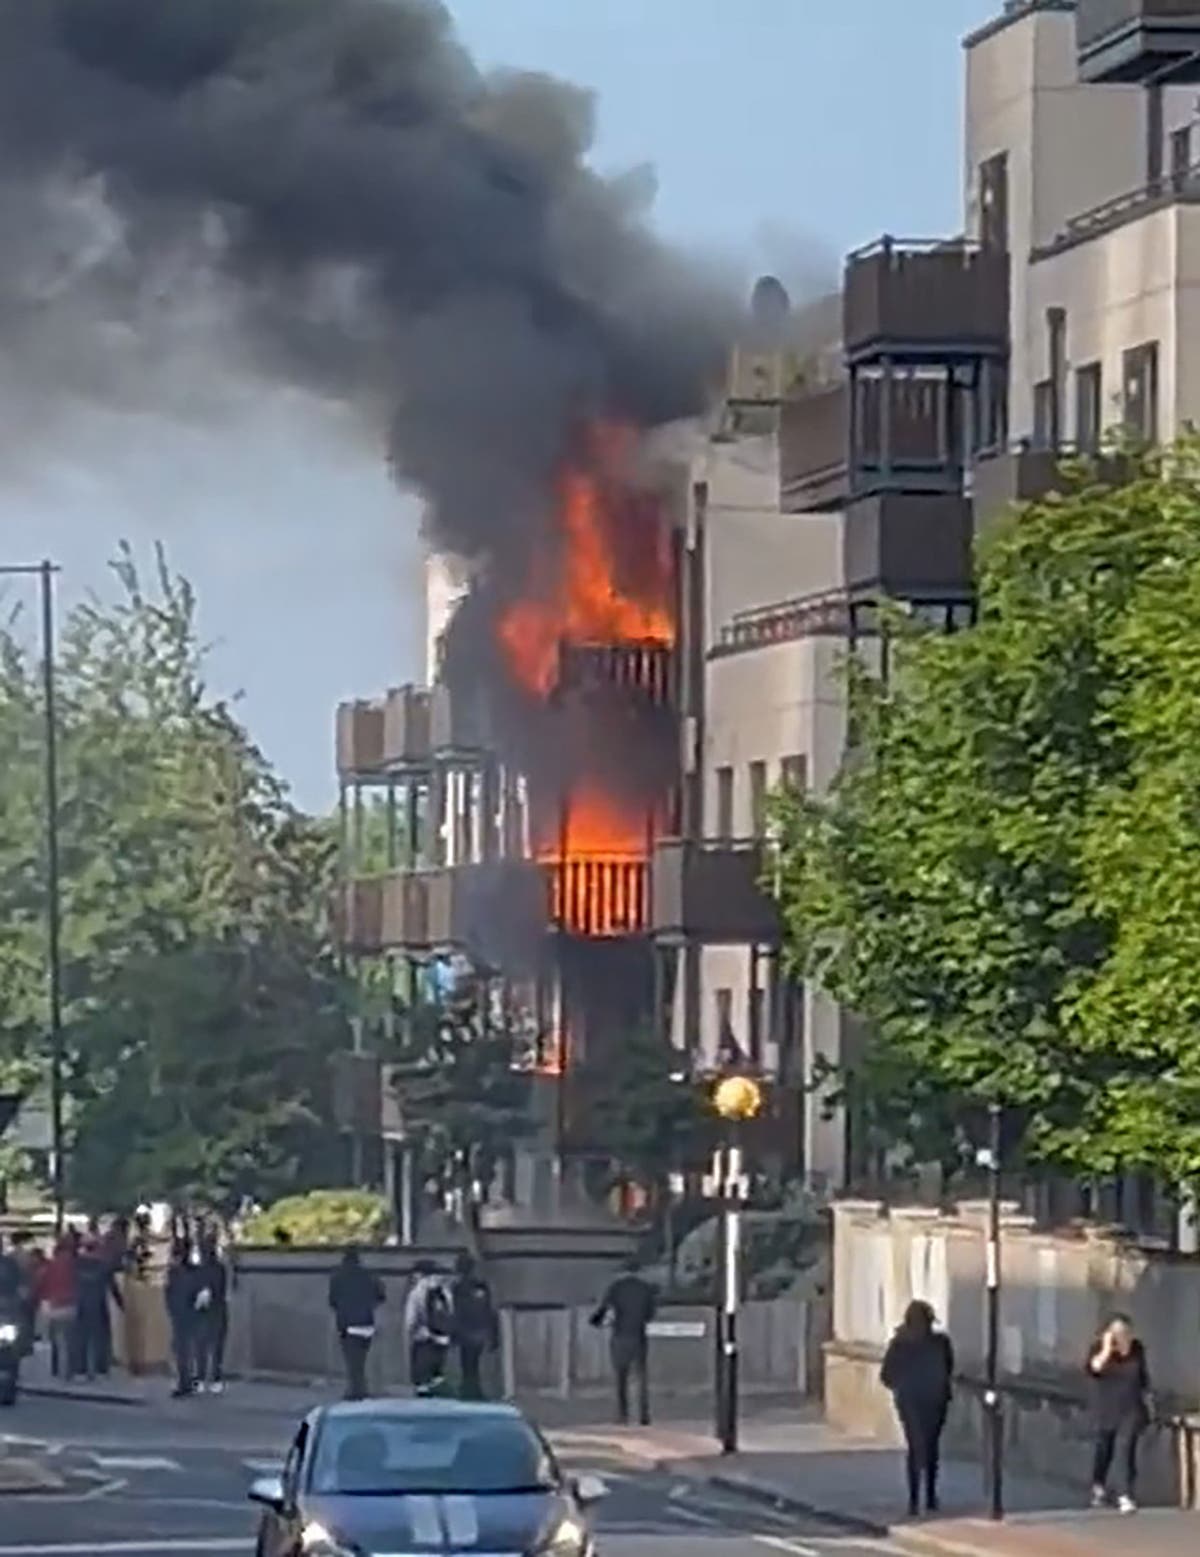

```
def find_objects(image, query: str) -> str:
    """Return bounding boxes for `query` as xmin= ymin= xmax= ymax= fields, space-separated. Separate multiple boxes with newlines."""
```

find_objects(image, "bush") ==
xmin=237 ymin=1189 xmax=391 ymax=1247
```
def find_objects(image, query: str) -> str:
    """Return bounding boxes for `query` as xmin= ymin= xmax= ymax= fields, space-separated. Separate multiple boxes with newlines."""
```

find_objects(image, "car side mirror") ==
xmin=248 ymin=1474 xmax=287 ymax=1513
xmin=573 ymin=1474 xmax=609 ymax=1506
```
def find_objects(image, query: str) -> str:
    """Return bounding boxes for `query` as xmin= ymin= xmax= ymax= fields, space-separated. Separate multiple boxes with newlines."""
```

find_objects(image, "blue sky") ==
xmin=0 ymin=0 xmax=998 ymax=812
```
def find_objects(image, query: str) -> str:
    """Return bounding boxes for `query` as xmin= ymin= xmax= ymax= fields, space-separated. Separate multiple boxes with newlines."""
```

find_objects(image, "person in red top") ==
xmin=36 ymin=1236 xmax=79 ymax=1379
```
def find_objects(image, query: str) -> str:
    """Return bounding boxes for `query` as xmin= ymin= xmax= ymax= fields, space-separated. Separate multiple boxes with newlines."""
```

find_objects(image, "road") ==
xmin=0 ymin=1391 xmax=902 ymax=1557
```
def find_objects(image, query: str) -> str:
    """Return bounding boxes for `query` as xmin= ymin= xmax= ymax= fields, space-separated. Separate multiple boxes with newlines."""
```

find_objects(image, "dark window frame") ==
xmin=1074 ymin=361 xmax=1102 ymax=452
xmin=715 ymin=766 xmax=734 ymax=843
xmin=1123 ymin=341 xmax=1159 ymax=445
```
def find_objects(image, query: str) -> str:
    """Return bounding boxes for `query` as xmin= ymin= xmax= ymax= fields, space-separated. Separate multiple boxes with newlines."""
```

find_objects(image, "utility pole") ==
xmin=1 ymin=561 xmax=64 ymax=1232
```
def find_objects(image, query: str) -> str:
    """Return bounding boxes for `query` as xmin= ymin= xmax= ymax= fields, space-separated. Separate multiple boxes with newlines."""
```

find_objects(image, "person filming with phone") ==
xmin=1086 ymin=1313 xmax=1152 ymax=1515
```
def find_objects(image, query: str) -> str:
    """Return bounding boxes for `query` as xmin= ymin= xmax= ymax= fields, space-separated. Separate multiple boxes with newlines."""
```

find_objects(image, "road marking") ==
xmin=752 ymin=1535 xmax=821 ymax=1557
xmin=667 ymin=1504 xmax=724 ymax=1527
xmin=88 ymin=1455 xmax=183 ymax=1472
xmin=0 ymin=1543 xmax=247 ymax=1555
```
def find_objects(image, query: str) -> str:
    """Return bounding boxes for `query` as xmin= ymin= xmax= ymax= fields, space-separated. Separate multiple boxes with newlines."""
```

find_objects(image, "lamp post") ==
xmin=712 ymin=1072 xmax=762 ymax=1455
xmin=978 ymin=1100 xmax=1003 ymax=1520
xmin=0 ymin=561 xmax=64 ymax=1233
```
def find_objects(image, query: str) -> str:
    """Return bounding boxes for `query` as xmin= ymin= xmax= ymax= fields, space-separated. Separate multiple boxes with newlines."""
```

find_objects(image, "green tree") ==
xmin=773 ymin=445 xmax=1200 ymax=1182
xmin=584 ymin=1026 xmax=712 ymax=1196
xmin=0 ymin=544 xmax=350 ymax=1209
xmin=387 ymin=972 xmax=532 ymax=1195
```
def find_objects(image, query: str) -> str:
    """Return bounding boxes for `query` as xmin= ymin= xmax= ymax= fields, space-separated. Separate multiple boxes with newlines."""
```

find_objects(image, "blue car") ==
xmin=249 ymin=1397 xmax=608 ymax=1557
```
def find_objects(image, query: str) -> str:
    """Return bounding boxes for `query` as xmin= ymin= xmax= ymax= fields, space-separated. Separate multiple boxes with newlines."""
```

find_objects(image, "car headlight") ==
xmin=0 ymin=1323 xmax=19 ymax=1346
xmin=539 ymin=1514 xmax=590 ymax=1557
xmin=301 ymin=1522 xmax=359 ymax=1557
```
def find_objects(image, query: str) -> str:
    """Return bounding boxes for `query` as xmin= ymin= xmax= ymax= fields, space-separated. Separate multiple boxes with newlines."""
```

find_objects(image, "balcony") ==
xmin=549 ymin=857 xmax=649 ymax=937
xmin=780 ymin=384 xmax=848 ymax=511
xmin=336 ymin=701 xmax=386 ymax=778
xmin=430 ymin=684 xmax=486 ymax=755
xmin=333 ymin=878 xmax=384 ymax=953
xmin=651 ymin=838 xmax=782 ymax=945
xmin=425 ymin=863 xmax=549 ymax=955
xmin=843 ymin=238 xmax=1009 ymax=367
xmin=1077 ymin=0 xmax=1200 ymax=83
xmin=972 ymin=446 xmax=1134 ymax=531
xmin=381 ymin=872 xmax=430 ymax=948
xmin=843 ymin=491 xmax=973 ymax=596
xmin=780 ymin=375 xmax=965 ymax=514
xmin=382 ymin=685 xmax=432 ymax=767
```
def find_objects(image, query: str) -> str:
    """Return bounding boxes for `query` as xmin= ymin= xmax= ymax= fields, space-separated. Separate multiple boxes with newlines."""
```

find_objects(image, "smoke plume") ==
xmin=0 ymin=0 xmax=732 ymax=610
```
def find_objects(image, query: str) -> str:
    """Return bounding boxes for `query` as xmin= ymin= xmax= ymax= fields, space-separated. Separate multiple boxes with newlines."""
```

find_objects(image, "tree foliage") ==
xmin=0 ymin=544 xmax=348 ymax=1209
xmin=583 ymin=1026 xmax=712 ymax=1192
xmin=773 ymin=444 xmax=1200 ymax=1183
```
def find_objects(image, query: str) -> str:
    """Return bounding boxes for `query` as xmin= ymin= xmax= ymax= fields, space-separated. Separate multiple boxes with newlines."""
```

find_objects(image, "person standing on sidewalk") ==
xmin=590 ymin=1257 xmax=657 ymax=1427
xmin=75 ymin=1233 xmax=123 ymax=1380
xmin=1087 ymin=1314 xmax=1151 ymax=1514
xmin=36 ymin=1235 xmax=79 ymax=1380
xmin=193 ymin=1232 xmax=230 ymax=1393
xmin=166 ymin=1237 xmax=201 ymax=1398
xmin=404 ymin=1258 xmax=453 ymax=1396
xmin=329 ymin=1246 xmax=385 ymax=1402
xmin=449 ymin=1251 xmax=498 ymax=1401
xmin=881 ymin=1299 xmax=954 ymax=1517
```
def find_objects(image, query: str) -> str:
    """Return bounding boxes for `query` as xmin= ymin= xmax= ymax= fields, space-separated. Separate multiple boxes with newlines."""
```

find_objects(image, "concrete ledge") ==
xmin=698 ymin=1467 xmax=886 ymax=1536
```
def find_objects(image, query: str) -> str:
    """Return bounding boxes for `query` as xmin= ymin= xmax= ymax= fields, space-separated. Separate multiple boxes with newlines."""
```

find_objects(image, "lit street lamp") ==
xmin=712 ymin=1072 xmax=762 ymax=1455
xmin=0 ymin=561 xmax=64 ymax=1233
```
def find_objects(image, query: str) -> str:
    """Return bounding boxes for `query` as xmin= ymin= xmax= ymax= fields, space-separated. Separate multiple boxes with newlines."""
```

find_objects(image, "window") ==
xmin=1123 ymin=342 xmax=1159 ymax=445
xmin=310 ymin=1413 xmax=556 ymax=1495
xmin=748 ymin=986 xmax=765 ymax=1068
xmin=714 ymin=987 xmax=734 ymax=1051
xmin=748 ymin=760 xmax=768 ymax=837
xmin=715 ymin=766 xmax=734 ymax=842
xmin=1075 ymin=362 xmax=1102 ymax=452
xmin=979 ymin=152 xmax=1008 ymax=253
xmin=1172 ymin=125 xmax=1192 ymax=189
xmin=1046 ymin=308 xmax=1066 ymax=449
xmin=780 ymin=754 xmax=808 ymax=793
xmin=1032 ymin=380 xmax=1054 ymax=450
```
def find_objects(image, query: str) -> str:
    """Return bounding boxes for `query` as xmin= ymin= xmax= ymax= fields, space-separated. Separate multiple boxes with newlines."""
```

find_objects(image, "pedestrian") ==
xmin=9 ymin=1234 xmax=39 ymax=1356
xmin=590 ymin=1256 xmax=657 ymax=1426
xmin=166 ymin=1237 xmax=200 ymax=1398
xmin=450 ymin=1250 xmax=498 ymax=1401
xmin=1087 ymin=1313 xmax=1151 ymax=1514
xmin=75 ymin=1234 xmax=123 ymax=1380
xmin=880 ymin=1299 xmax=955 ymax=1517
xmin=328 ymin=1246 xmax=385 ymax=1402
xmin=193 ymin=1232 xmax=230 ymax=1393
xmin=404 ymin=1258 xmax=453 ymax=1396
xmin=35 ymin=1235 xmax=79 ymax=1380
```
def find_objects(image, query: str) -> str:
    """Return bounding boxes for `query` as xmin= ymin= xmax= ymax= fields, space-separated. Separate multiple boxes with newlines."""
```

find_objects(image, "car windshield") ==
xmin=309 ymin=1413 xmax=558 ymax=1496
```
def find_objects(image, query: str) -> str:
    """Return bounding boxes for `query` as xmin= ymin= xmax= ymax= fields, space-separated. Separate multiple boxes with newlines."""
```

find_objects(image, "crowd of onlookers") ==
xmin=0 ymin=1214 xmax=151 ymax=1381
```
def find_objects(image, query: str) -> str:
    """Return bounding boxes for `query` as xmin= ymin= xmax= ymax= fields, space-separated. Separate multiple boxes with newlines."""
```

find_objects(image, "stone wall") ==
xmin=828 ymin=1201 xmax=1200 ymax=1508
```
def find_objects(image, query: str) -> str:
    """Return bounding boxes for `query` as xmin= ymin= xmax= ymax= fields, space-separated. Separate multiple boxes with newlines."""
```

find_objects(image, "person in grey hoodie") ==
xmin=404 ymin=1258 xmax=453 ymax=1396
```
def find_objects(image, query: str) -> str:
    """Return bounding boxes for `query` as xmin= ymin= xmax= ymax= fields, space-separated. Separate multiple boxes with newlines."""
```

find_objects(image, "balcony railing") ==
xmin=973 ymin=445 xmax=1135 ymax=528
xmin=382 ymin=684 xmax=432 ymax=767
xmin=715 ymin=589 xmax=855 ymax=655
xmin=336 ymin=701 xmax=386 ymax=777
xmin=549 ymin=856 xmax=649 ymax=937
xmin=843 ymin=237 xmax=1009 ymax=365
xmin=1077 ymin=0 xmax=1200 ymax=82
xmin=651 ymin=838 xmax=782 ymax=945
xmin=843 ymin=491 xmax=973 ymax=596
xmin=381 ymin=872 xmax=430 ymax=948
xmin=332 ymin=878 xmax=384 ymax=953
xmin=780 ymin=384 xmax=848 ymax=511
xmin=1036 ymin=161 xmax=1200 ymax=258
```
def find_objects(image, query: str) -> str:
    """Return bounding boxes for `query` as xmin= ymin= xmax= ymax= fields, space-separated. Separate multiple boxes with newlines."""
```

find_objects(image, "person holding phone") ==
xmin=1087 ymin=1313 xmax=1151 ymax=1514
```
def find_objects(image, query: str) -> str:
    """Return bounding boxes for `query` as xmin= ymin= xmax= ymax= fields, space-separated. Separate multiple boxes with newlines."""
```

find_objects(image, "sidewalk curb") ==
xmin=23 ymin=1383 xmax=144 ymax=1408
xmin=653 ymin=1457 xmax=889 ymax=1538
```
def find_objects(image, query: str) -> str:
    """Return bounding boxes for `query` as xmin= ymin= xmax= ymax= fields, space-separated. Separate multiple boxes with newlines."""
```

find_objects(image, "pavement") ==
xmin=5 ymin=1362 xmax=1200 ymax=1554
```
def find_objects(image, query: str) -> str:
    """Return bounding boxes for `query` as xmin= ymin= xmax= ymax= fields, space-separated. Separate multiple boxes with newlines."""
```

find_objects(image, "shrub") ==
xmin=237 ymin=1188 xmax=391 ymax=1247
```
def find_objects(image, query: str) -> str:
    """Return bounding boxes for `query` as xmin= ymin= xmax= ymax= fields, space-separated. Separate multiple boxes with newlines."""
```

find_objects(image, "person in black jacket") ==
xmin=193 ymin=1234 xmax=230 ymax=1394
xmin=1087 ymin=1314 xmax=1151 ymax=1514
xmin=590 ymin=1258 xmax=657 ymax=1426
xmin=328 ymin=1247 xmax=385 ymax=1401
xmin=450 ymin=1251 xmax=498 ymax=1401
xmin=165 ymin=1239 xmax=200 ymax=1398
xmin=75 ymin=1234 xmax=123 ymax=1380
xmin=880 ymin=1300 xmax=955 ymax=1517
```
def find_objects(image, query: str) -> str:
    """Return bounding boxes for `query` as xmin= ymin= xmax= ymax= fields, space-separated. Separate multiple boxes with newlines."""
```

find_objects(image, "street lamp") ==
xmin=0 ymin=561 xmax=64 ymax=1233
xmin=974 ymin=1100 xmax=1004 ymax=1521
xmin=712 ymin=1072 xmax=762 ymax=1455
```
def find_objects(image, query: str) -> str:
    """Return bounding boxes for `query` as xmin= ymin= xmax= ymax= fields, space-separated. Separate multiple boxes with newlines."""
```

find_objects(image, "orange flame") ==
xmin=498 ymin=422 xmax=675 ymax=697
xmin=536 ymin=786 xmax=650 ymax=937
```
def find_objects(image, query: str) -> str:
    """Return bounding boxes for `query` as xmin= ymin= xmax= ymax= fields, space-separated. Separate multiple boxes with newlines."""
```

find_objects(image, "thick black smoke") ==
xmin=0 ymin=0 xmax=732 ymax=595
